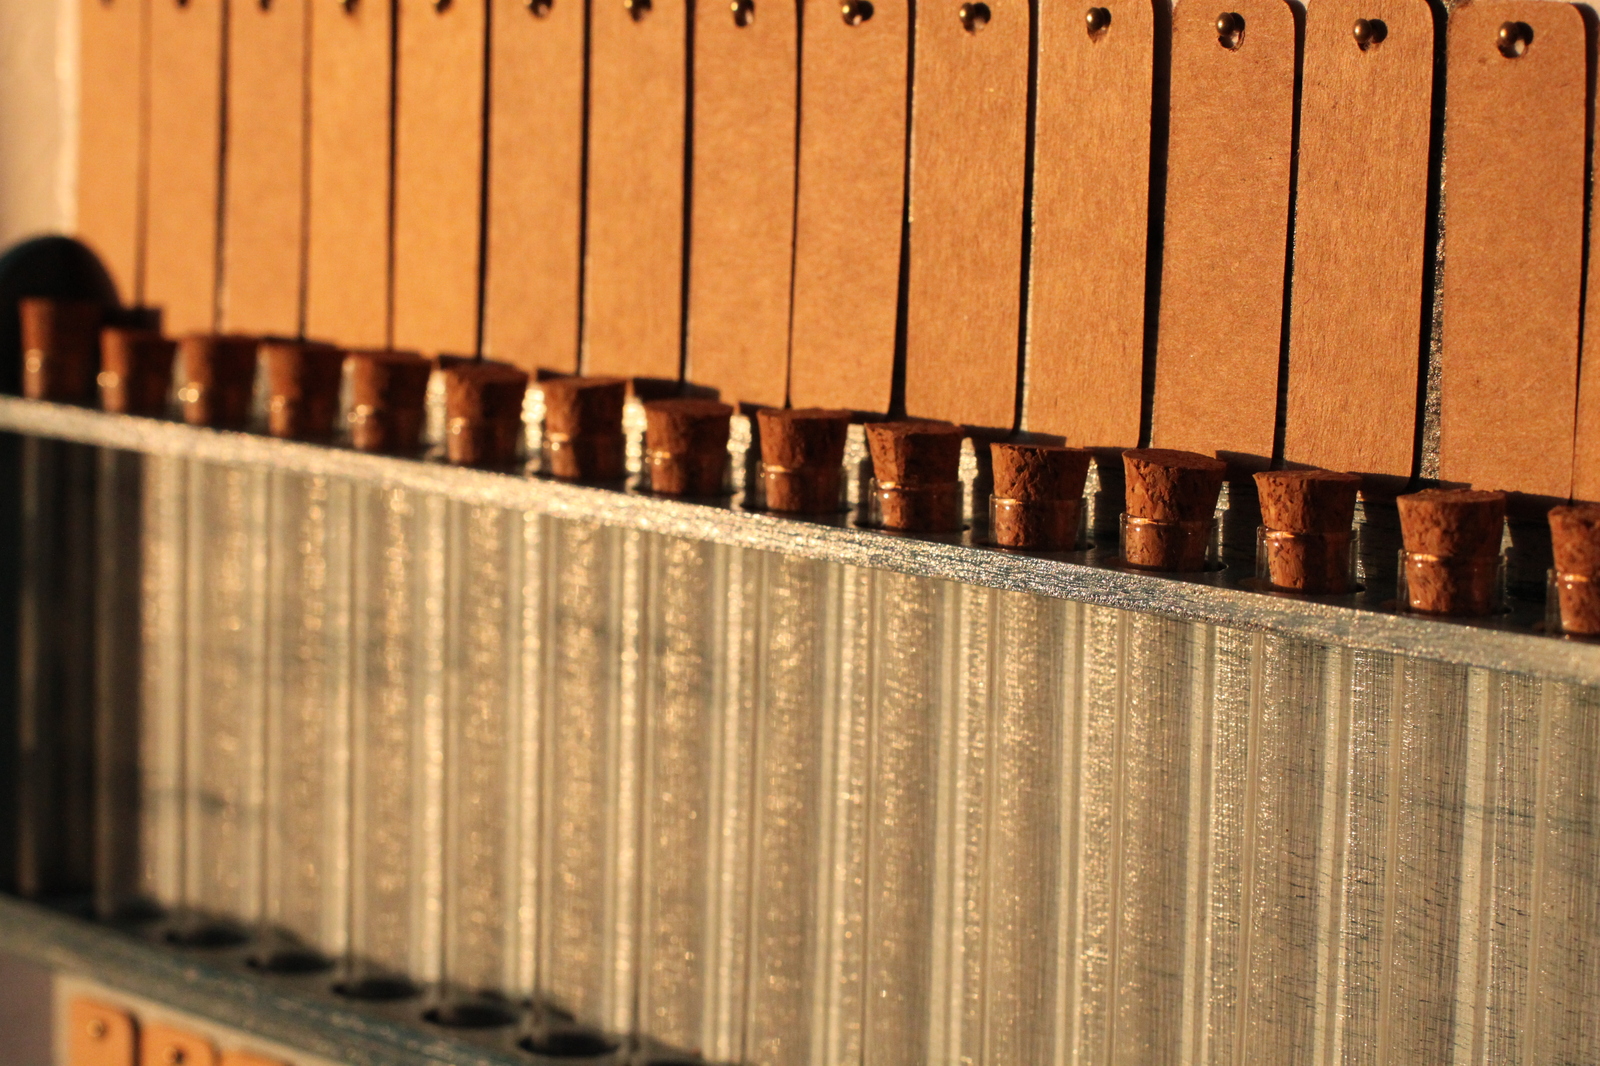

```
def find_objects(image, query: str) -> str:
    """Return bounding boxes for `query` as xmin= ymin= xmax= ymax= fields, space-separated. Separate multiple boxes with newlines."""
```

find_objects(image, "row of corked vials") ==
xmin=20 ymin=297 xmax=1600 ymax=636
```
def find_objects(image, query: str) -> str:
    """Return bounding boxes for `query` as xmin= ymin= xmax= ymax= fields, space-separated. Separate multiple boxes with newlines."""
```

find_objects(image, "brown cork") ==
xmin=866 ymin=420 xmax=965 ymax=533
xmin=348 ymin=349 xmax=431 ymax=454
xmin=990 ymin=442 xmax=1092 ymax=550
xmin=541 ymin=375 xmax=627 ymax=481
xmin=1548 ymin=504 xmax=1600 ymax=634
xmin=644 ymin=398 xmax=734 ymax=496
xmin=262 ymin=339 xmax=344 ymax=440
xmin=1253 ymin=468 xmax=1362 ymax=593
xmin=1121 ymin=448 xmax=1226 ymax=571
xmin=1396 ymin=488 xmax=1506 ymax=616
xmin=1123 ymin=448 xmax=1227 ymax=521
xmin=756 ymin=407 xmax=852 ymax=514
xmin=19 ymin=297 xmax=102 ymax=403
xmin=99 ymin=328 xmax=177 ymax=416
xmin=443 ymin=360 xmax=529 ymax=468
xmin=178 ymin=334 xmax=260 ymax=429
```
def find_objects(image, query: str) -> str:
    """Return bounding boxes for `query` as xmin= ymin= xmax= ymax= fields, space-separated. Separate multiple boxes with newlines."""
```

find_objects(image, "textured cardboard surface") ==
xmin=77 ymin=0 xmax=147 ymax=306
xmin=1151 ymin=0 xmax=1296 ymax=467
xmin=483 ymin=0 xmax=586 ymax=374
xmin=305 ymin=0 xmax=392 ymax=349
xmin=787 ymin=0 xmax=909 ymax=415
xmin=221 ymin=0 xmax=309 ymax=337
xmin=583 ymin=0 xmax=689 ymax=381
xmin=144 ymin=0 xmax=225 ymax=334
xmin=903 ymin=0 xmax=1031 ymax=430
xmin=1024 ymin=0 xmax=1156 ymax=447
xmin=1442 ymin=1 xmax=1584 ymax=498
xmin=684 ymin=0 xmax=800 ymax=407
xmin=1285 ymin=0 xmax=1434 ymax=481
xmin=391 ymin=0 xmax=486 ymax=356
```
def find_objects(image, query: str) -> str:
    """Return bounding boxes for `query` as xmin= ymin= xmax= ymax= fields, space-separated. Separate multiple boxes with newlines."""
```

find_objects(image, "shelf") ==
xmin=2 ymin=395 xmax=1596 ymax=683
xmin=0 ymin=895 xmax=549 ymax=1066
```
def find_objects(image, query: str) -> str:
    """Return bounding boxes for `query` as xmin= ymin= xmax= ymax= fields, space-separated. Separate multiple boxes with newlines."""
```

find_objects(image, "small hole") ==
xmin=958 ymin=1 xmax=991 ymax=32
xmin=340 ymin=0 xmax=357 ymax=11
xmin=519 ymin=1027 xmax=620 ymax=1058
xmin=165 ymin=921 xmax=249 ymax=949
xmin=1498 ymin=20 xmax=1532 ymax=58
xmin=841 ymin=0 xmax=873 ymax=26
xmin=1352 ymin=17 xmax=1387 ymax=50
xmin=425 ymin=1001 xmax=518 ymax=1029
xmin=528 ymin=0 xmax=553 ymax=13
xmin=1085 ymin=6 xmax=1111 ymax=36
xmin=625 ymin=0 xmax=651 ymax=20
xmin=1215 ymin=11 xmax=1244 ymax=49
xmin=433 ymin=0 xmax=453 ymax=11
xmin=247 ymin=947 xmax=333 ymax=975
xmin=334 ymin=975 xmax=423 ymax=1001
xmin=258 ymin=0 xmax=271 ymax=9
xmin=731 ymin=0 xmax=755 ymax=26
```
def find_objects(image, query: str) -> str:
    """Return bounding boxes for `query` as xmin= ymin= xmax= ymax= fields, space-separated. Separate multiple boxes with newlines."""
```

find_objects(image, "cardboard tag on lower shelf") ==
xmin=68 ymin=1000 xmax=135 ymax=1066
xmin=140 ymin=1024 xmax=217 ymax=1066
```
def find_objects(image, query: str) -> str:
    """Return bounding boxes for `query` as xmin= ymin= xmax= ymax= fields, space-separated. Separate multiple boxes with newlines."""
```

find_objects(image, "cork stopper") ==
xmin=1253 ymin=469 xmax=1360 ymax=593
xmin=348 ymin=349 xmax=431 ymax=453
xmin=1255 ymin=469 xmax=1362 ymax=534
xmin=644 ymin=398 xmax=734 ymax=496
xmin=992 ymin=442 xmax=1093 ymax=502
xmin=866 ymin=421 xmax=964 ymax=532
xmin=19 ymin=297 xmax=102 ymax=403
xmin=1123 ymin=448 xmax=1227 ymax=522
xmin=1550 ymin=504 xmax=1600 ymax=576
xmin=99 ymin=328 xmax=177 ymax=416
xmin=541 ymin=375 xmax=628 ymax=480
xmin=262 ymin=339 xmax=344 ymax=440
xmin=1549 ymin=504 xmax=1600 ymax=635
xmin=1396 ymin=489 xmax=1507 ymax=559
xmin=179 ymin=334 xmax=260 ymax=428
xmin=443 ymin=360 xmax=529 ymax=467
xmin=866 ymin=421 xmax=964 ymax=485
xmin=757 ymin=407 xmax=851 ymax=514
xmin=989 ymin=442 xmax=1092 ymax=550
xmin=1396 ymin=488 xmax=1506 ymax=615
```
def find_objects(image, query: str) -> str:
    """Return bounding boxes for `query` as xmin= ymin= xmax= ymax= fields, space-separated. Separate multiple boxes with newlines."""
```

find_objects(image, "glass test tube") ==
xmin=94 ymin=448 xmax=154 ymax=920
xmin=979 ymin=591 xmax=1070 ymax=1063
xmin=258 ymin=471 xmax=353 ymax=969
xmin=637 ymin=537 xmax=757 ymax=1060
xmin=177 ymin=459 xmax=270 ymax=943
xmin=928 ymin=582 xmax=994 ymax=1065
xmin=536 ymin=518 xmax=641 ymax=1049
xmin=435 ymin=500 xmax=527 ymax=1024
xmin=863 ymin=570 xmax=947 ymax=1066
xmin=345 ymin=484 xmax=446 ymax=998
xmin=16 ymin=437 xmax=97 ymax=902
xmin=744 ymin=552 xmax=862 ymax=1066
xmin=136 ymin=453 xmax=188 ymax=915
